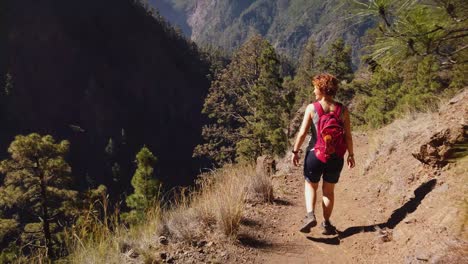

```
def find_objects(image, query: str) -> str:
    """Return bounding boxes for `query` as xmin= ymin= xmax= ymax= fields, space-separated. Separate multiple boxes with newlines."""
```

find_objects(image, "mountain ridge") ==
xmin=149 ymin=0 xmax=373 ymax=64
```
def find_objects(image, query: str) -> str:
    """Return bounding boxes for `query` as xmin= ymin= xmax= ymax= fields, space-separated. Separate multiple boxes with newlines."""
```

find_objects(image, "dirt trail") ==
xmin=234 ymin=90 xmax=468 ymax=264
xmin=238 ymin=133 xmax=466 ymax=263
xmin=246 ymin=133 xmax=375 ymax=263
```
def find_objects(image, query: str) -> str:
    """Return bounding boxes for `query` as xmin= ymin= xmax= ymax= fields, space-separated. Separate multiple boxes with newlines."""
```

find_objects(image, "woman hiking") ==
xmin=291 ymin=73 xmax=355 ymax=235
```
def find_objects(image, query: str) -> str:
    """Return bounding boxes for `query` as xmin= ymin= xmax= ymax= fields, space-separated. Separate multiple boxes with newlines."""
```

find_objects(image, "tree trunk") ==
xmin=40 ymin=179 xmax=53 ymax=258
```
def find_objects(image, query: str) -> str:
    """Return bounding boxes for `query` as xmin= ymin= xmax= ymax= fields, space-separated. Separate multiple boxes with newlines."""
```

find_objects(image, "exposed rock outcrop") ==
xmin=256 ymin=155 xmax=276 ymax=177
xmin=412 ymin=125 xmax=467 ymax=167
xmin=412 ymin=89 xmax=468 ymax=167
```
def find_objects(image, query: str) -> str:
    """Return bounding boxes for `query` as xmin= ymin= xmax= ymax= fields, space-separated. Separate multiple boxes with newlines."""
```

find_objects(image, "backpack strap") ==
xmin=314 ymin=101 xmax=343 ymax=118
xmin=313 ymin=102 xmax=324 ymax=117
xmin=333 ymin=103 xmax=343 ymax=118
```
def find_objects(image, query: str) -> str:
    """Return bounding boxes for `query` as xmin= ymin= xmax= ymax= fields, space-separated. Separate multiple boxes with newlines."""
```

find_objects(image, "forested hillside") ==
xmin=0 ymin=0 xmax=210 ymax=192
xmin=0 ymin=0 xmax=213 ymax=259
xmin=0 ymin=0 xmax=466 ymax=262
xmin=190 ymin=0 xmax=467 ymax=167
xmin=149 ymin=0 xmax=373 ymax=63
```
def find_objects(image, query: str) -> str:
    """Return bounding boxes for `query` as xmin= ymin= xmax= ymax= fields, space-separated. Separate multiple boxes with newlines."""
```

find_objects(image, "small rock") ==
xmin=159 ymin=235 xmax=168 ymax=245
xmin=197 ymin=240 xmax=207 ymax=247
xmin=160 ymin=252 xmax=168 ymax=259
xmin=437 ymin=183 xmax=449 ymax=192
xmin=378 ymin=228 xmax=393 ymax=242
xmin=119 ymin=242 xmax=132 ymax=253
xmin=206 ymin=241 xmax=214 ymax=247
xmin=128 ymin=249 xmax=139 ymax=259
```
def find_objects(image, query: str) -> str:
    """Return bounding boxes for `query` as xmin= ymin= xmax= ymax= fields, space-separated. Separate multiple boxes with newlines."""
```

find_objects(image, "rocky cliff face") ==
xmin=150 ymin=0 xmax=373 ymax=63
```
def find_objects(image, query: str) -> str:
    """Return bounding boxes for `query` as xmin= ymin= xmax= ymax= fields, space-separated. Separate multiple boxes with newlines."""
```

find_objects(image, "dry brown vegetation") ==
xmin=63 ymin=163 xmax=274 ymax=263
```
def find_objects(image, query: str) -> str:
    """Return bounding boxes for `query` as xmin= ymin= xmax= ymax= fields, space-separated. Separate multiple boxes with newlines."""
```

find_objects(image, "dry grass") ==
xmin=13 ymin=250 xmax=52 ymax=264
xmin=362 ymin=112 xmax=434 ymax=175
xmin=361 ymin=87 xmax=467 ymax=174
xmin=163 ymin=163 xmax=263 ymax=240
xmin=450 ymin=155 xmax=468 ymax=239
xmin=62 ymin=163 xmax=268 ymax=263
xmin=245 ymin=171 xmax=274 ymax=203
xmin=65 ymin=194 xmax=163 ymax=264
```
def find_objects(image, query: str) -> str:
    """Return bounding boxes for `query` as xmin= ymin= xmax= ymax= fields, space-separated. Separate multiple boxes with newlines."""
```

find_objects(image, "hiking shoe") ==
xmin=299 ymin=212 xmax=317 ymax=233
xmin=321 ymin=221 xmax=337 ymax=235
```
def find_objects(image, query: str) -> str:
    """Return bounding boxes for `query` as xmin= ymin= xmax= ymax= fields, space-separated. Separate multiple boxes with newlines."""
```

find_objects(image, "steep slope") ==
xmin=149 ymin=0 xmax=373 ymax=63
xmin=57 ymin=90 xmax=466 ymax=263
xmin=1 ymin=0 xmax=211 ymax=194
xmin=240 ymin=89 xmax=467 ymax=263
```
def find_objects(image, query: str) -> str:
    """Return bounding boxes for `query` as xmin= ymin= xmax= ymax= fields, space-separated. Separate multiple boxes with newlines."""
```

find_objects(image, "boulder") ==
xmin=256 ymin=155 xmax=276 ymax=177
xmin=412 ymin=125 xmax=467 ymax=167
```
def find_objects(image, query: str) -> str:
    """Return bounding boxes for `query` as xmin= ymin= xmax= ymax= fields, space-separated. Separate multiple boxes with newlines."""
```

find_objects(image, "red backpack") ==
xmin=313 ymin=102 xmax=347 ymax=163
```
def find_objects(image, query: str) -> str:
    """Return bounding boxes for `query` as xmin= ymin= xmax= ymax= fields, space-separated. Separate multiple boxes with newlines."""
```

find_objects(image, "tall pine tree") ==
xmin=317 ymin=38 xmax=354 ymax=83
xmin=237 ymin=45 xmax=288 ymax=161
xmin=0 ymin=133 xmax=77 ymax=258
xmin=195 ymin=35 xmax=289 ymax=164
xmin=294 ymin=37 xmax=318 ymax=104
xmin=122 ymin=146 xmax=160 ymax=224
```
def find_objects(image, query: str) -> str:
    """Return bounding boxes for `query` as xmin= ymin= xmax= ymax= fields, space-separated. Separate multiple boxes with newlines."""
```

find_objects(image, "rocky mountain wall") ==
xmin=150 ymin=0 xmax=374 ymax=64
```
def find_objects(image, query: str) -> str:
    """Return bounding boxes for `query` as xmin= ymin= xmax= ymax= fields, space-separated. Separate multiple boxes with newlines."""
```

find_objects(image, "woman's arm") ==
xmin=343 ymin=107 xmax=355 ymax=168
xmin=292 ymin=104 xmax=313 ymax=166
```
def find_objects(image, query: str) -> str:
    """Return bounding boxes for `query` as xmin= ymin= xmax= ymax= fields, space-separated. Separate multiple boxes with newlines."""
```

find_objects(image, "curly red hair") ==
xmin=312 ymin=73 xmax=339 ymax=97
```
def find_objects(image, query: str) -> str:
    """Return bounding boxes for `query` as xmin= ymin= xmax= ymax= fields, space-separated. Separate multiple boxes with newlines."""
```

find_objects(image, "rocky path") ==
xmin=240 ymin=133 xmax=401 ymax=264
xmin=235 ymin=92 xmax=468 ymax=264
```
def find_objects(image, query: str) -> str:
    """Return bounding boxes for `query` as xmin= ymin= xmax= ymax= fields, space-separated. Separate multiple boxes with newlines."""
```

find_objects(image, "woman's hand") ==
xmin=292 ymin=152 xmax=300 ymax=167
xmin=292 ymin=104 xmax=313 ymax=167
xmin=347 ymin=155 xmax=355 ymax=169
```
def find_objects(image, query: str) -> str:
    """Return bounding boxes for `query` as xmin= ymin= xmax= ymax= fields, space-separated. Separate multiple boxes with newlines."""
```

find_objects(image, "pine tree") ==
xmin=123 ymin=146 xmax=160 ymax=224
xmin=0 ymin=73 xmax=13 ymax=124
xmin=317 ymin=38 xmax=354 ymax=83
xmin=3 ymin=73 xmax=12 ymax=96
xmin=348 ymin=1 xmax=466 ymax=127
xmin=294 ymin=37 xmax=318 ymax=104
xmin=0 ymin=133 xmax=77 ymax=257
xmin=194 ymin=35 xmax=289 ymax=164
xmin=282 ymin=76 xmax=297 ymax=137
xmin=104 ymin=137 xmax=115 ymax=157
xmin=351 ymin=0 xmax=467 ymax=69
xmin=357 ymin=63 xmax=402 ymax=128
xmin=237 ymin=44 xmax=287 ymax=161
xmin=194 ymin=35 xmax=267 ymax=164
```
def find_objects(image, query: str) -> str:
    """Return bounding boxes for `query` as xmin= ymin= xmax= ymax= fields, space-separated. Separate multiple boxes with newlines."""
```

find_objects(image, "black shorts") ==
xmin=304 ymin=150 xmax=344 ymax=184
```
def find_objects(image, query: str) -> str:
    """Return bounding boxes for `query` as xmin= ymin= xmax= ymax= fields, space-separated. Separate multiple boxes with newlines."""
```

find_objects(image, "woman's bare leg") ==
xmin=322 ymin=181 xmax=335 ymax=221
xmin=305 ymin=180 xmax=319 ymax=213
